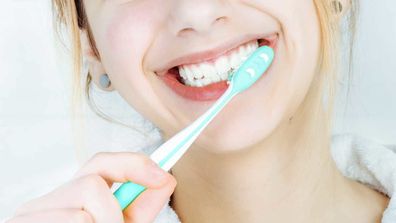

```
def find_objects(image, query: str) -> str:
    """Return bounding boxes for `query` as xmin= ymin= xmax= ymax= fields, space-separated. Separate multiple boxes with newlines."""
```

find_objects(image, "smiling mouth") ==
xmin=155 ymin=33 xmax=279 ymax=102
xmin=163 ymin=35 xmax=276 ymax=87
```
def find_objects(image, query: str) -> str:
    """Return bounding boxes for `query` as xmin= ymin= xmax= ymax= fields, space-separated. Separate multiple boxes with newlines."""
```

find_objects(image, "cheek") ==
xmin=104 ymin=23 xmax=153 ymax=115
xmin=286 ymin=1 xmax=322 ymax=107
xmin=101 ymin=6 xmax=155 ymax=72
xmin=94 ymin=3 xmax=172 ymax=123
xmin=242 ymin=0 xmax=321 ymax=103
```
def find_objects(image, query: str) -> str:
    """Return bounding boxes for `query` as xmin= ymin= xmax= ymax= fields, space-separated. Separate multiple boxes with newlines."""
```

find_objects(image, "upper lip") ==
xmin=155 ymin=33 xmax=278 ymax=75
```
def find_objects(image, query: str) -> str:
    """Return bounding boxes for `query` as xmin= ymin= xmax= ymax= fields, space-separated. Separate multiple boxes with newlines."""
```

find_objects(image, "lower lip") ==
xmin=159 ymin=73 xmax=229 ymax=101
xmin=157 ymin=38 xmax=277 ymax=101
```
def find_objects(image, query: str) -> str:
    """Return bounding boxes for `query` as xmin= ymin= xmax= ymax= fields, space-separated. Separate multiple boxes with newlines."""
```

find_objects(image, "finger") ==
xmin=14 ymin=152 xmax=172 ymax=223
xmin=73 ymin=152 xmax=171 ymax=188
xmin=6 ymin=209 xmax=93 ymax=223
xmin=15 ymin=174 xmax=124 ymax=223
xmin=124 ymin=175 xmax=177 ymax=223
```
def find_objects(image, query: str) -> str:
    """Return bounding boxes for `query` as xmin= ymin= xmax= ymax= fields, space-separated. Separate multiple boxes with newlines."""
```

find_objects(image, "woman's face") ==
xmin=83 ymin=0 xmax=321 ymax=153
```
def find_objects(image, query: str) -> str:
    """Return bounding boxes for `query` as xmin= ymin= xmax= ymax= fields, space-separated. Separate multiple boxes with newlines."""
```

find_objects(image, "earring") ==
xmin=99 ymin=73 xmax=111 ymax=89
xmin=332 ymin=0 xmax=343 ymax=14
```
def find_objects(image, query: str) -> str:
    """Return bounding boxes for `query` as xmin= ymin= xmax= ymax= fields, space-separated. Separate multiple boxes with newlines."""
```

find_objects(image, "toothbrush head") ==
xmin=228 ymin=46 xmax=274 ymax=93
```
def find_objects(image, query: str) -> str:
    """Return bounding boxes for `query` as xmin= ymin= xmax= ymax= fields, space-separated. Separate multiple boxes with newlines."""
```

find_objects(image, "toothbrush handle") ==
xmin=113 ymin=85 xmax=236 ymax=210
xmin=150 ymin=85 xmax=237 ymax=171
xmin=113 ymin=182 xmax=146 ymax=210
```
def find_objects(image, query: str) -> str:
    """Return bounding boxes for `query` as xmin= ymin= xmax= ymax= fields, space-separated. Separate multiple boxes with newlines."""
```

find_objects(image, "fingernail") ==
xmin=149 ymin=161 xmax=168 ymax=181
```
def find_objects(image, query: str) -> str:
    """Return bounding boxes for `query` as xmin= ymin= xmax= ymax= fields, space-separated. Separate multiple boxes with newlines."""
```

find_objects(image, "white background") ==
xmin=0 ymin=0 xmax=395 ymax=220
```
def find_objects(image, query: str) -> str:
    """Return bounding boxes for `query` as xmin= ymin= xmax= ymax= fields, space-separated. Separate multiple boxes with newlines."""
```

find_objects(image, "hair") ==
xmin=52 ymin=0 xmax=358 ymax=163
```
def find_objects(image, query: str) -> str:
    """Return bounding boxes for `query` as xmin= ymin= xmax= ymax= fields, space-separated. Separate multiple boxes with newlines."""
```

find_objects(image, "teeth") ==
xmin=229 ymin=53 xmax=241 ymax=69
xmin=214 ymin=56 xmax=229 ymax=75
xmin=238 ymin=45 xmax=248 ymax=56
xmin=195 ymin=80 xmax=203 ymax=87
xmin=191 ymin=65 xmax=203 ymax=79
xmin=178 ymin=40 xmax=259 ymax=87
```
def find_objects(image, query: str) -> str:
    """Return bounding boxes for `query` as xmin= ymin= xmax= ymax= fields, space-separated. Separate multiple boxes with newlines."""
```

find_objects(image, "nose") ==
xmin=169 ymin=0 xmax=230 ymax=37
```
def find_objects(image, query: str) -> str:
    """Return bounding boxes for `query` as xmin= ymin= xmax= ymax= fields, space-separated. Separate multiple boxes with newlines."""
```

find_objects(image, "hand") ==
xmin=6 ymin=152 xmax=177 ymax=223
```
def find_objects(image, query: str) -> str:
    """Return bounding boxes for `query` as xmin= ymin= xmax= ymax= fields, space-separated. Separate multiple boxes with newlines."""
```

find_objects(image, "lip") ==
xmin=156 ymin=34 xmax=278 ymax=101
xmin=155 ymin=33 xmax=278 ymax=75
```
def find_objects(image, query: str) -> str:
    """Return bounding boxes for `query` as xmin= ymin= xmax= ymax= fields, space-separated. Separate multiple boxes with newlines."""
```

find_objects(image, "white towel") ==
xmin=331 ymin=134 xmax=396 ymax=223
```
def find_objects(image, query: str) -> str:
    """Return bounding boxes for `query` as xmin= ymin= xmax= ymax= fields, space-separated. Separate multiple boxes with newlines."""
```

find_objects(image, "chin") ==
xmin=193 ymin=110 xmax=284 ymax=154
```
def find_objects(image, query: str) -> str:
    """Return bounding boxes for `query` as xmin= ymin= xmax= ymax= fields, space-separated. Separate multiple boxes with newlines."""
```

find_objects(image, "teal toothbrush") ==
xmin=113 ymin=45 xmax=274 ymax=210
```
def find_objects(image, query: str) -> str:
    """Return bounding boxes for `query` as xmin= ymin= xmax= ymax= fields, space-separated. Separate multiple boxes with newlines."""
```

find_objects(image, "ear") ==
xmin=80 ymin=30 xmax=115 ymax=92
xmin=333 ymin=0 xmax=351 ymax=19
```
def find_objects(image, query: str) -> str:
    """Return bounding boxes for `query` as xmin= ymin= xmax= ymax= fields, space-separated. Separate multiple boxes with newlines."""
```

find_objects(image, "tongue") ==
xmin=169 ymin=67 xmax=185 ymax=84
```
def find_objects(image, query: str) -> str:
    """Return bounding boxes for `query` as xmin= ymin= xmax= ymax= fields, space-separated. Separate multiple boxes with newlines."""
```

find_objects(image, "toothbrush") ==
xmin=113 ymin=45 xmax=275 ymax=210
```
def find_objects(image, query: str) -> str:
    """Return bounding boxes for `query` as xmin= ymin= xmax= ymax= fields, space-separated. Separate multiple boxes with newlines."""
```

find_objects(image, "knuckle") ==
xmin=168 ymin=175 xmax=178 ymax=188
xmin=133 ymin=151 xmax=150 ymax=160
xmin=77 ymin=174 xmax=111 ymax=203
xmin=79 ymin=174 xmax=108 ymax=194
xmin=141 ymin=155 xmax=155 ymax=167
xmin=76 ymin=152 xmax=110 ymax=176
xmin=71 ymin=210 xmax=93 ymax=223
xmin=131 ymin=152 xmax=153 ymax=167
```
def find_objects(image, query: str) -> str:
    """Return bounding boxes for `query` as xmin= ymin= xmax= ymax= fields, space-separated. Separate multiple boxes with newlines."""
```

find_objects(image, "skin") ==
xmin=7 ymin=0 xmax=390 ymax=222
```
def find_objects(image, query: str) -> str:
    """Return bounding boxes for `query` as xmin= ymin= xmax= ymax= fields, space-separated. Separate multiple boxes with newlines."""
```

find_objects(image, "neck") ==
xmin=168 ymin=90 xmax=351 ymax=222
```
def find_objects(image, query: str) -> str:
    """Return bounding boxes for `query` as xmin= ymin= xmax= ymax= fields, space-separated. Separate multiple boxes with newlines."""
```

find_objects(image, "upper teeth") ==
xmin=178 ymin=40 xmax=259 ymax=87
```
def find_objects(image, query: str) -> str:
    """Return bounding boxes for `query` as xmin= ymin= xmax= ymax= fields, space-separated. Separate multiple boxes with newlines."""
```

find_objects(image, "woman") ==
xmin=6 ymin=0 xmax=394 ymax=222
